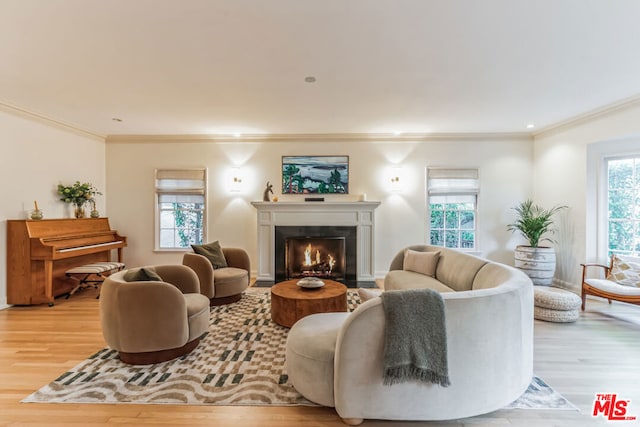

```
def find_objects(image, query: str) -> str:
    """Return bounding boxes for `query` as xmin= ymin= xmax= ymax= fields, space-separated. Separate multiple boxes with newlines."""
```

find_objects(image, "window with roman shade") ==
xmin=427 ymin=168 xmax=479 ymax=250
xmin=155 ymin=168 xmax=207 ymax=250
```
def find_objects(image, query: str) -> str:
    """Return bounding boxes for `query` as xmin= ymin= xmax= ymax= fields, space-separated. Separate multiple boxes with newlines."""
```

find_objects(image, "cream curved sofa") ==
xmin=286 ymin=245 xmax=533 ymax=425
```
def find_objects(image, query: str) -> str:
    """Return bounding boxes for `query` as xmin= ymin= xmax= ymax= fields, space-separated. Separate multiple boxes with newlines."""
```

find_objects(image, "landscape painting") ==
xmin=282 ymin=156 xmax=349 ymax=194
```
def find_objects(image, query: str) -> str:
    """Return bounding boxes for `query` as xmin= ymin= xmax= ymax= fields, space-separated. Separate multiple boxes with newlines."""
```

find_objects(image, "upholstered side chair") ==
xmin=182 ymin=247 xmax=250 ymax=306
xmin=100 ymin=264 xmax=210 ymax=365
xmin=581 ymin=254 xmax=640 ymax=310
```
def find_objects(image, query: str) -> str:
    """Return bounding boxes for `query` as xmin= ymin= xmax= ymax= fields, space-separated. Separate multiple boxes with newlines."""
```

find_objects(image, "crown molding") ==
xmin=533 ymin=94 xmax=640 ymax=139
xmin=106 ymin=131 xmax=531 ymax=144
xmin=0 ymin=100 xmax=105 ymax=141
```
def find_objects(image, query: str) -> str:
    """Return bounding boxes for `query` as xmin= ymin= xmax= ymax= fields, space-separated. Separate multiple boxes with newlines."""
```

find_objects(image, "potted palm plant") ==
xmin=507 ymin=199 xmax=567 ymax=286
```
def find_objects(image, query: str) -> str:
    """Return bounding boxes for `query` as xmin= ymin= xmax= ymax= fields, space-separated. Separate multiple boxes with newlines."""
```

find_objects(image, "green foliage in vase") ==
xmin=507 ymin=199 xmax=567 ymax=248
xmin=57 ymin=181 xmax=102 ymax=207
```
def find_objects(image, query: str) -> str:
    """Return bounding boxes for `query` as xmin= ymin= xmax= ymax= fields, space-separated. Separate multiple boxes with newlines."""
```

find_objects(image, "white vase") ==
xmin=514 ymin=245 xmax=556 ymax=286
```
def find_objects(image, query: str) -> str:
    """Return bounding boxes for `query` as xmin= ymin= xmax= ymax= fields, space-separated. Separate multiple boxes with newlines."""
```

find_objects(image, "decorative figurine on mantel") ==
xmin=263 ymin=181 xmax=273 ymax=202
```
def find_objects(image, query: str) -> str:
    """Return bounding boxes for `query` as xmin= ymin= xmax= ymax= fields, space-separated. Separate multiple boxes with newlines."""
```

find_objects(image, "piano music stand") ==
xmin=65 ymin=262 xmax=126 ymax=299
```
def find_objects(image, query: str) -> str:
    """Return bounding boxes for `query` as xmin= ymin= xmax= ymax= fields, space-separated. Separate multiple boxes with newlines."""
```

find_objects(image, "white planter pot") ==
xmin=514 ymin=245 xmax=556 ymax=286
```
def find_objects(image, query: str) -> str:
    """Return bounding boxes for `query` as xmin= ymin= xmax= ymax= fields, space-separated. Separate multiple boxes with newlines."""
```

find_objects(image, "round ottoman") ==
xmin=533 ymin=286 xmax=581 ymax=323
xmin=285 ymin=312 xmax=350 ymax=406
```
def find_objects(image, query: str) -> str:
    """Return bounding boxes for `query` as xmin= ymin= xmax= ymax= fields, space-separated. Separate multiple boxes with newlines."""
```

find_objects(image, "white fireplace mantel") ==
xmin=251 ymin=201 xmax=380 ymax=282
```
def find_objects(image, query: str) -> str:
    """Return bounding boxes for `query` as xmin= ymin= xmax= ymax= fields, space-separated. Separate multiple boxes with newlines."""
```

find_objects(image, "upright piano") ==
xmin=7 ymin=218 xmax=127 ymax=306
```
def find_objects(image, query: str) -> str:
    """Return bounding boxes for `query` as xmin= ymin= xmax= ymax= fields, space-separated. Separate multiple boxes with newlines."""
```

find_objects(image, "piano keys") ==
xmin=6 ymin=218 xmax=127 ymax=306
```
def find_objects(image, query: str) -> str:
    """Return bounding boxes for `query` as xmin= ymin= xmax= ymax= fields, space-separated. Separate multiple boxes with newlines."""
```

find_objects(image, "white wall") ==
xmin=533 ymin=103 xmax=640 ymax=290
xmin=106 ymin=136 xmax=533 ymax=278
xmin=0 ymin=108 xmax=106 ymax=309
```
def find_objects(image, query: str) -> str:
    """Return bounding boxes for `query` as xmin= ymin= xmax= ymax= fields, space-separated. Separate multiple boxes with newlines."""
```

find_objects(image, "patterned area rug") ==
xmin=24 ymin=288 xmax=576 ymax=410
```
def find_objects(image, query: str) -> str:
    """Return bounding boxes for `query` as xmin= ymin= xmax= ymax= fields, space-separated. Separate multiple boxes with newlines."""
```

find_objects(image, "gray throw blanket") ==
xmin=380 ymin=289 xmax=450 ymax=387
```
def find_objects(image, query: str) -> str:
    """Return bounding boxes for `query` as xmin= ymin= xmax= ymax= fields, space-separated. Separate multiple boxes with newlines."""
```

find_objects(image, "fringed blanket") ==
xmin=380 ymin=288 xmax=450 ymax=387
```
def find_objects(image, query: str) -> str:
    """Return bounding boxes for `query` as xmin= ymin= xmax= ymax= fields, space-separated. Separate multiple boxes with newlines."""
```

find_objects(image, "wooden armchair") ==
xmin=580 ymin=255 xmax=640 ymax=310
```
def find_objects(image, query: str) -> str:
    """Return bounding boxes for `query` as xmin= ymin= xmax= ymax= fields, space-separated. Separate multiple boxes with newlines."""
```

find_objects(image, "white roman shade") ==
xmin=155 ymin=169 xmax=206 ymax=194
xmin=427 ymin=168 xmax=479 ymax=195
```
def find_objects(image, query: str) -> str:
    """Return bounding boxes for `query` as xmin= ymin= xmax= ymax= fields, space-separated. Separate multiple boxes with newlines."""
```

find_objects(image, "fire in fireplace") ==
xmin=274 ymin=225 xmax=357 ymax=284
xmin=286 ymin=237 xmax=346 ymax=280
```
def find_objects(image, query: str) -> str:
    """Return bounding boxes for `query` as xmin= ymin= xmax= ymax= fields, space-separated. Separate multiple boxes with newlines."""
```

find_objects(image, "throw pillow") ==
xmin=191 ymin=240 xmax=228 ymax=269
xmin=607 ymin=255 xmax=640 ymax=287
xmin=403 ymin=249 xmax=440 ymax=277
xmin=123 ymin=267 xmax=162 ymax=282
xmin=358 ymin=287 xmax=383 ymax=302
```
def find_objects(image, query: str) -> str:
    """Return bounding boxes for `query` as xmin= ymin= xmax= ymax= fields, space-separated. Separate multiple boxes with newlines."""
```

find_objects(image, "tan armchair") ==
xmin=182 ymin=247 xmax=250 ymax=306
xmin=100 ymin=265 xmax=210 ymax=365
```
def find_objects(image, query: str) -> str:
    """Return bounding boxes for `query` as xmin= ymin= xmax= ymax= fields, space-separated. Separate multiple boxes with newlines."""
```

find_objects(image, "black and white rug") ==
xmin=24 ymin=288 xmax=576 ymax=410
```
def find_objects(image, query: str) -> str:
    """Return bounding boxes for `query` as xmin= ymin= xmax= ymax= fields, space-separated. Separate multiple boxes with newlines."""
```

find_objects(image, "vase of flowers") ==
xmin=57 ymin=181 xmax=102 ymax=219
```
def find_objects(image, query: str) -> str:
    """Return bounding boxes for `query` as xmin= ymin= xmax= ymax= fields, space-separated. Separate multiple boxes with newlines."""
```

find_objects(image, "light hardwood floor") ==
xmin=1 ymin=288 xmax=639 ymax=427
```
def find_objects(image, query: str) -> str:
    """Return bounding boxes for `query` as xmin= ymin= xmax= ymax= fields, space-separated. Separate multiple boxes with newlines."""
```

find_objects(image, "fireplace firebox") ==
xmin=275 ymin=226 xmax=357 ymax=284
xmin=286 ymin=237 xmax=346 ymax=280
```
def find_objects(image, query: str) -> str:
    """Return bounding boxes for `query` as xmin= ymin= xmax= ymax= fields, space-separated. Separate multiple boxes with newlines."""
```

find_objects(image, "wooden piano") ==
xmin=7 ymin=218 xmax=127 ymax=306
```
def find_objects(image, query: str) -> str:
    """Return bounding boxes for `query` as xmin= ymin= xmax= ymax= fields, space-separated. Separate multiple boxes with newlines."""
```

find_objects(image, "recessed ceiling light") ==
xmin=112 ymin=118 xmax=122 ymax=122
xmin=304 ymin=76 xmax=316 ymax=83
xmin=526 ymin=123 xmax=535 ymax=129
xmin=233 ymin=132 xmax=242 ymax=137
xmin=393 ymin=131 xmax=403 ymax=136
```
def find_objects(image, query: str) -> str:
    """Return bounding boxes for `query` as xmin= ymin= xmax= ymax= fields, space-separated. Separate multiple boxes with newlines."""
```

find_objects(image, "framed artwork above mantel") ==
xmin=282 ymin=155 xmax=349 ymax=194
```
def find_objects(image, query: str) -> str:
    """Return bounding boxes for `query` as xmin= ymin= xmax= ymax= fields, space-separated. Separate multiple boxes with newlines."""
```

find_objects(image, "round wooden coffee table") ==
xmin=270 ymin=279 xmax=348 ymax=328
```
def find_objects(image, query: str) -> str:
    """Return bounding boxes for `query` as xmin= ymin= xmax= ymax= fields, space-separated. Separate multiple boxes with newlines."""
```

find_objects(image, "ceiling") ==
xmin=2 ymin=0 xmax=640 ymax=138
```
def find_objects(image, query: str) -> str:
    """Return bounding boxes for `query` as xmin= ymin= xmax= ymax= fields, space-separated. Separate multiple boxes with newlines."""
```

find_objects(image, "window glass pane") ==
xmin=430 ymin=230 xmax=444 ymax=246
xmin=608 ymin=159 xmax=633 ymax=188
xmin=461 ymin=231 xmax=475 ymax=248
xmin=609 ymin=221 xmax=634 ymax=254
xmin=175 ymin=227 xmax=202 ymax=247
xmin=430 ymin=208 xmax=444 ymax=228
xmin=460 ymin=211 xmax=475 ymax=229
xmin=160 ymin=229 xmax=175 ymax=248
xmin=160 ymin=211 xmax=175 ymax=228
xmin=609 ymin=189 xmax=634 ymax=219
xmin=445 ymin=210 xmax=459 ymax=229
xmin=445 ymin=230 xmax=459 ymax=248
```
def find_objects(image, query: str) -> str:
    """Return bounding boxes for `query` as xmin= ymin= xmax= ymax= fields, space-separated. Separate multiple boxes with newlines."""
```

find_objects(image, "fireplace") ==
xmin=251 ymin=201 xmax=380 ymax=283
xmin=275 ymin=226 xmax=357 ymax=284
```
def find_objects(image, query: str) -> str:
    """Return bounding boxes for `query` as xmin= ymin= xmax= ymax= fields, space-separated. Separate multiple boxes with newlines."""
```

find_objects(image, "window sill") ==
xmin=153 ymin=248 xmax=191 ymax=253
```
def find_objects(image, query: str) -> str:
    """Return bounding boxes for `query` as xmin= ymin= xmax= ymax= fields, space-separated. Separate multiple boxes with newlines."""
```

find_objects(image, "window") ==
xmin=607 ymin=157 xmax=640 ymax=257
xmin=155 ymin=169 xmax=207 ymax=250
xmin=427 ymin=168 xmax=479 ymax=250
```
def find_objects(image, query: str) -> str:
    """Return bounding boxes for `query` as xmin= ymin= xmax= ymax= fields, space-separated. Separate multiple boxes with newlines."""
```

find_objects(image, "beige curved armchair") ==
xmin=182 ymin=247 xmax=250 ymax=306
xmin=100 ymin=265 xmax=210 ymax=365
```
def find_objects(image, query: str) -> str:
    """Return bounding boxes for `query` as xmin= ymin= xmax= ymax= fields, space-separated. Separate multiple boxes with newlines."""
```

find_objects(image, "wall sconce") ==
xmin=229 ymin=168 xmax=243 ymax=192
xmin=390 ymin=167 xmax=403 ymax=192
